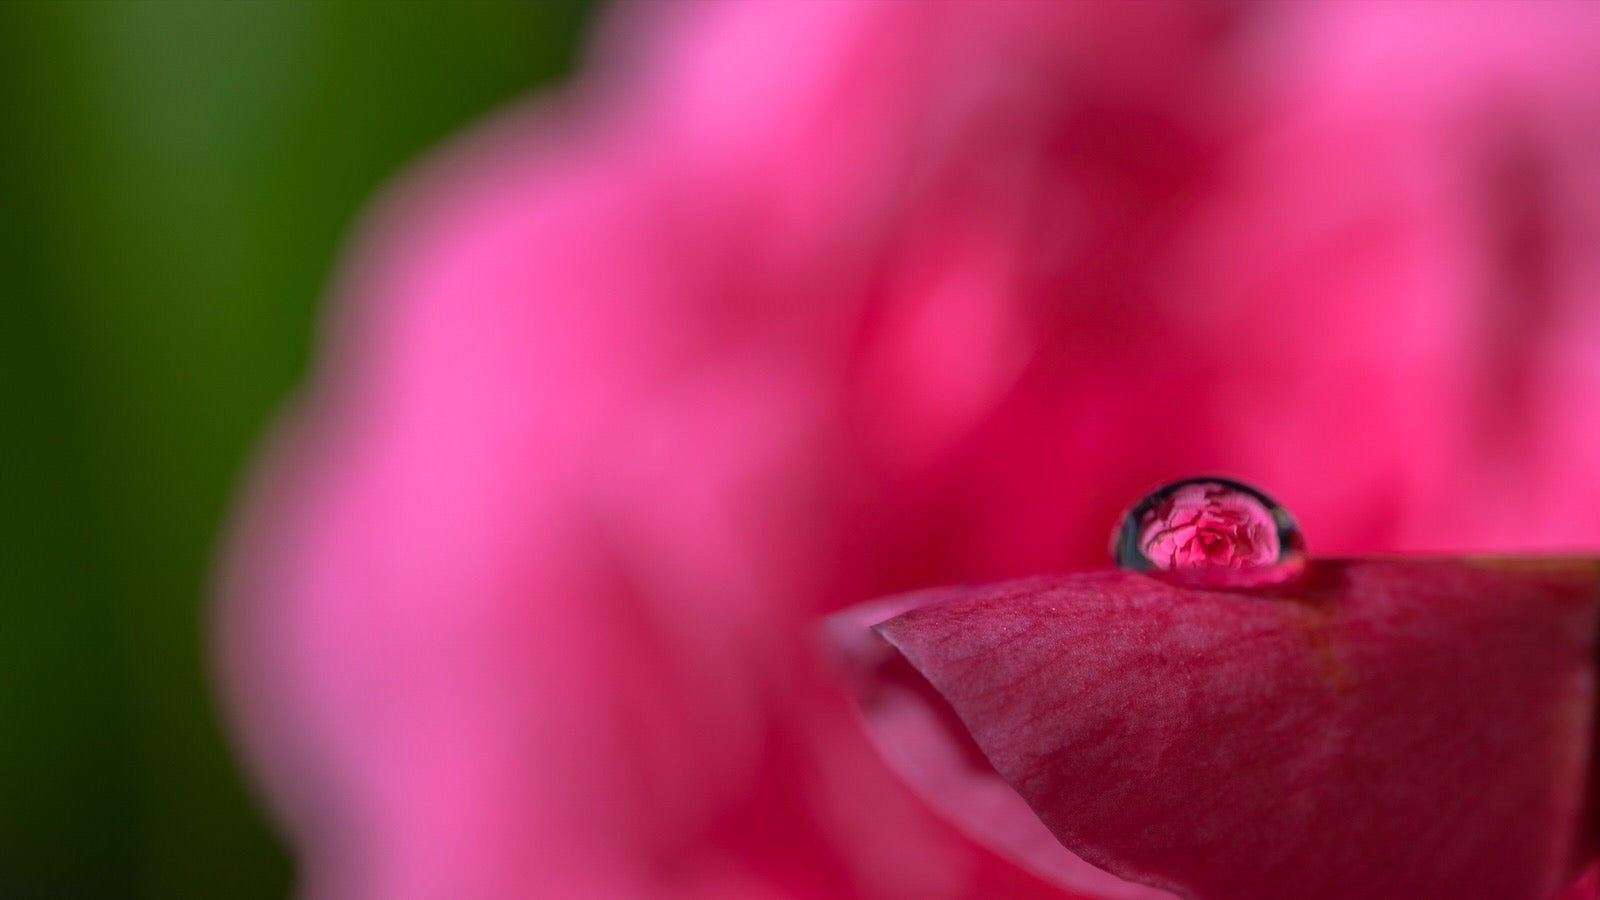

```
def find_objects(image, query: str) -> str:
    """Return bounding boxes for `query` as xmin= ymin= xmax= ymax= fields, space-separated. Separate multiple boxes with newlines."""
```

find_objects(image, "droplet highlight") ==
xmin=1112 ymin=477 xmax=1305 ymax=587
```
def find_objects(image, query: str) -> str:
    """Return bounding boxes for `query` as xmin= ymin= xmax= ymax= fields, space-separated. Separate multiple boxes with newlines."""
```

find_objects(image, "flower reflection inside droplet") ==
xmin=1112 ymin=477 xmax=1305 ymax=586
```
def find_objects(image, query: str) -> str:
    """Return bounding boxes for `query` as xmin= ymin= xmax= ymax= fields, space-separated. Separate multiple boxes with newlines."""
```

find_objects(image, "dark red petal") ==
xmin=826 ymin=584 xmax=1175 ymax=898
xmin=868 ymin=560 xmax=1599 ymax=900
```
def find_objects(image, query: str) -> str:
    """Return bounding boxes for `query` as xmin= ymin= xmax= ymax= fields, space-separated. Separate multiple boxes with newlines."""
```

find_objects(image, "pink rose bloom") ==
xmin=221 ymin=2 xmax=1600 ymax=898
xmin=1134 ymin=481 xmax=1281 ymax=570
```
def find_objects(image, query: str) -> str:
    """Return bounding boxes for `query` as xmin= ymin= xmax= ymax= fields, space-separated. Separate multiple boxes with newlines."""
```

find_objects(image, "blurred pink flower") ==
xmin=221 ymin=2 xmax=1600 ymax=898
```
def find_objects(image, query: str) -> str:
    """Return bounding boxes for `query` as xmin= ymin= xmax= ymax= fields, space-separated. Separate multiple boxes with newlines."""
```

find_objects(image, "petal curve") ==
xmin=857 ymin=561 xmax=1598 ymax=899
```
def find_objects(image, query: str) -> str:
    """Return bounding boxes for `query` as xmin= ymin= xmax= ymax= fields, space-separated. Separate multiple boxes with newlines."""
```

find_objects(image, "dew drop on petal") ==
xmin=1111 ymin=476 xmax=1306 ymax=587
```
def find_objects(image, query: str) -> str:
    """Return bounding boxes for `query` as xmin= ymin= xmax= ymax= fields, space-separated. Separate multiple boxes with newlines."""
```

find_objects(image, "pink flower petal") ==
xmin=848 ymin=560 xmax=1599 ymax=899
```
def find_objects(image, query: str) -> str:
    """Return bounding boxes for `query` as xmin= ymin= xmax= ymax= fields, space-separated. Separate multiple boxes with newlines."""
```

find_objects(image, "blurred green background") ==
xmin=0 ymin=2 xmax=593 ymax=897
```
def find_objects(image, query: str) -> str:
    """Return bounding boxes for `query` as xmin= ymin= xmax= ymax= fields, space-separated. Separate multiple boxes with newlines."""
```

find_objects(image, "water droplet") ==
xmin=1111 ymin=476 xmax=1306 ymax=587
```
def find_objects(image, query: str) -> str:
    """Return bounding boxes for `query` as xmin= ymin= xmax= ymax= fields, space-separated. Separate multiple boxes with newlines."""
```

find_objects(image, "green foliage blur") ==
xmin=0 ymin=2 xmax=593 ymax=896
